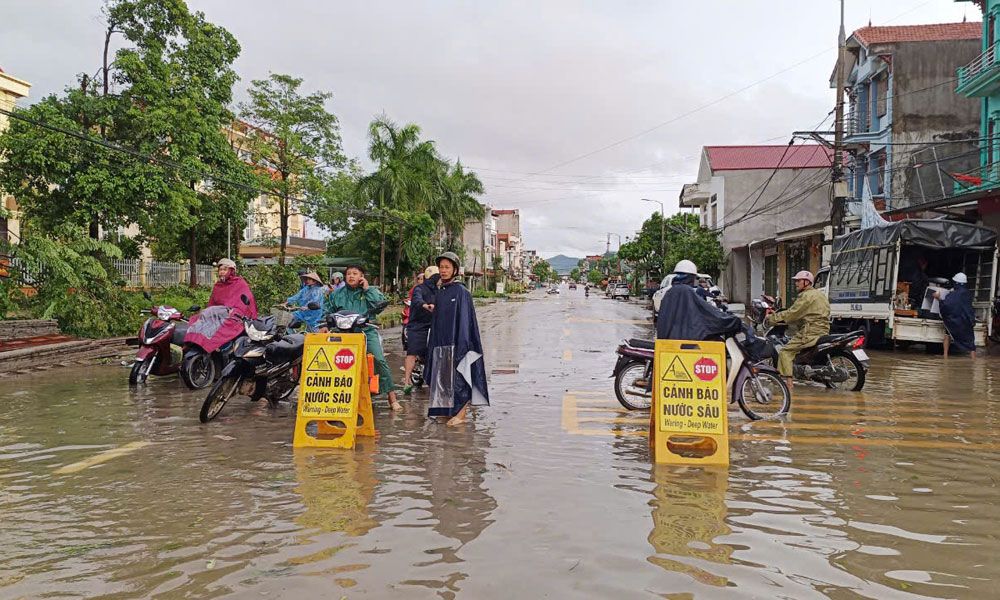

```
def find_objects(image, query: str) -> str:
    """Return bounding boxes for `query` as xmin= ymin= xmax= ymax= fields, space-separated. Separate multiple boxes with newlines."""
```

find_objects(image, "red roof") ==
xmin=492 ymin=209 xmax=517 ymax=215
xmin=852 ymin=22 xmax=980 ymax=46
xmin=704 ymin=145 xmax=833 ymax=172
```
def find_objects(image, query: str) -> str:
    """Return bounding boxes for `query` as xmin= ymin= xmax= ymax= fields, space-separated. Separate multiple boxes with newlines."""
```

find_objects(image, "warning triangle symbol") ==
xmin=307 ymin=347 xmax=334 ymax=372
xmin=660 ymin=355 xmax=692 ymax=382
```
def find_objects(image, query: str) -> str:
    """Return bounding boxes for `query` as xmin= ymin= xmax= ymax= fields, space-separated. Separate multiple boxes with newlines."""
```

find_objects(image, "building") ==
xmin=224 ymin=120 xmax=325 ymax=259
xmin=492 ymin=209 xmax=525 ymax=281
xmin=0 ymin=66 xmax=30 ymax=244
xmin=461 ymin=204 xmax=497 ymax=289
xmin=835 ymin=22 xmax=981 ymax=218
xmin=680 ymin=145 xmax=834 ymax=304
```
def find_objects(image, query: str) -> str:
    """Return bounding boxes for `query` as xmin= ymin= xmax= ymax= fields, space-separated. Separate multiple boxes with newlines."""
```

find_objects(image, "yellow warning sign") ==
xmin=651 ymin=339 xmax=728 ymax=466
xmin=660 ymin=355 xmax=692 ymax=382
xmin=293 ymin=333 xmax=376 ymax=449
xmin=306 ymin=347 xmax=334 ymax=371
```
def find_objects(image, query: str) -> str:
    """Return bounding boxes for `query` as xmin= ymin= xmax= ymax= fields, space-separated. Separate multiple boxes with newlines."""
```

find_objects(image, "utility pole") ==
xmin=832 ymin=0 xmax=849 ymax=235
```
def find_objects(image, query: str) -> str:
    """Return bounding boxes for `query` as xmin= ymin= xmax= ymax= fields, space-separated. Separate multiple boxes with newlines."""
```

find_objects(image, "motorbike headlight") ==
xmin=246 ymin=325 xmax=273 ymax=342
xmin=243 ymin=348 xmax=265 ymax=358
xmin=334 ymin=314 xmax=356 ymax=331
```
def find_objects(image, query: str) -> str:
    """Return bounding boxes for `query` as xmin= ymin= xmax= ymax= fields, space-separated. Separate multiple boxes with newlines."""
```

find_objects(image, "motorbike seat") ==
xmin=816 ymin=331 xmax=861 ymax=345
xmin=627 ymin=338 xmax=655 ymax=350
xmin=266 ymin=333 xmax=306 ymax=362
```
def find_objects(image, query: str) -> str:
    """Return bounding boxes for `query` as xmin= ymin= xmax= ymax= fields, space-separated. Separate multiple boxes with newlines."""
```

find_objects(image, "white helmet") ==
xmin=953 ymin=272 xmax=968 ymax=284
xmin=673 ymin=259 xmax=698 ymax=275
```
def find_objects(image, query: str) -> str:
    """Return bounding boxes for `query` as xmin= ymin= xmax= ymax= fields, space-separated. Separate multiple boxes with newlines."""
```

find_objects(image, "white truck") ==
xmin=818 ymin=219 xmax=997 ymax=348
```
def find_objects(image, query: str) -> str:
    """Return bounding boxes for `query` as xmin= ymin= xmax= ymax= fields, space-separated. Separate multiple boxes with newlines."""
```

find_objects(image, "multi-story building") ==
xmin=461 ymin=203 xmax=497 ymax=289
xmin=836 ymin=22 xmax=981 ymax=217
xmin=224 ymin=121 xmax=325 ymax=259
xmin=680 ymin=145 xmax=833 ymax=304
xmin=492 ymin=209 xmax=525 ymax=281
xmin=0 ymin=66 xmax=30 ymax=244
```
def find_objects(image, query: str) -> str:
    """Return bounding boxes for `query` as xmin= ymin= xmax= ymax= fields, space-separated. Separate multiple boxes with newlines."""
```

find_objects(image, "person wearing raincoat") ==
xmin=935 ymin=272 xmax=977 ymax=358
xmin=285 ymin=271 xmax=326 ymax=331
xmin=766 ymin=270 xmax=831 ymax=394
xmin=323 ymin=265 xmax=402 ymax=411
xmin=425 ymin=252 xmax=489 ymax=426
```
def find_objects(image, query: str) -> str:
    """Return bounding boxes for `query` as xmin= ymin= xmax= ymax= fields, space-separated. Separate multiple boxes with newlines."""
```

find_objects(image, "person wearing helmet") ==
xmin=935 ymin=272 xmax=976 ymax=358
xmin=285 ymin=270 xmax=326 ymax=331
xmin=426 ymin=251 xmax=490 ymax=425
xmin=328 ymin=271 xmax=345 ymax=294
xmin=767 ymin=270 xmax=831 ymax=391
xmin=323 ymin=264 xmax=402 ymax=411
xmin=403 ymin=265 xmax=441 ymax=392
xmin=656 ymin=259 xmax=742 ymax=341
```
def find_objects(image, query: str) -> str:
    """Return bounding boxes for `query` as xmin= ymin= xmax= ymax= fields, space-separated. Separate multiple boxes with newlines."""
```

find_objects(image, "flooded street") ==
xmin=3 ymin=289 xmax=1000 ymax=599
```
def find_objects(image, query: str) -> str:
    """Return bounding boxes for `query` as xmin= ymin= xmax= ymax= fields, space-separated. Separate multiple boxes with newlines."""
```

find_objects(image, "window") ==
xmin=710 ymin=203 xmax=718 ymax=228
xmin=870 ymin=79 xmax=879 ymax=130
xmin=763 ymin=254 xmax=778 ymax=298
xmin=876 ymin=74 xmax=888 ymax=118
xmin=784 ymin=243 xmax=809 ymax=302
xmin=869 ymin=151 xmax=886 ymax=196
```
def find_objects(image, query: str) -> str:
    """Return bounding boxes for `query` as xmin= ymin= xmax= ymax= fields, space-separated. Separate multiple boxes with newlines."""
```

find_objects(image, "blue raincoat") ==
xmin=287 ymin=284 xmax=327 ymax=331
xmin=426 ymin=279 xmax=489 ymax=417
xmin=940 ymin=284 xmax=976 ymax=353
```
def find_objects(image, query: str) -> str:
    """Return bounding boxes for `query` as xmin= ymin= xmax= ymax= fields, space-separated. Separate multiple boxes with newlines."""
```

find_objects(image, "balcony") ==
xmin=956 ymin=41 xmax=1000 ymax=97
xmin=679 ymin=183 xmax=710 ymax=208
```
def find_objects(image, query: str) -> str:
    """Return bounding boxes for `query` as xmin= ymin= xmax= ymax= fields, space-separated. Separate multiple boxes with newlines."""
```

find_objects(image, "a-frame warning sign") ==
xmin=660 ymin=355 xmax=692 ymax=382
xmin=306 ymin=347 xmax=334 ymax=372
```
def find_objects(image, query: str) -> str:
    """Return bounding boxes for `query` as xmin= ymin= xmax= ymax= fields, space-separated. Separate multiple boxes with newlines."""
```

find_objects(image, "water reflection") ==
xmin=647 ymin=466 xmax=732 ymax=587
xmin=292 ymin=446 xmax=378 ymax=538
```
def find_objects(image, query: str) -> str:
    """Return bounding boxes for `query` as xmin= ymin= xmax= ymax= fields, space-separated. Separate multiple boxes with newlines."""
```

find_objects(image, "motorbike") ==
xmin=125 ymin=292 xmax=199 ymax=385
xmin=180 ymin=305 xmax=247 ymax=390
xmin=326 ymin=301 xmax=390 ymax=394
xmin=747 ymin=293 xmax=780 ymax=332
xmin=612 ymin=325 xmax=790 ymax=420
xmin=199 ymin=298 xmax=317 ymax=423
xmin=401 ymin=326 xmax=426 ymax=388
xmin=764 ymin=324 xmax=869 ymax=391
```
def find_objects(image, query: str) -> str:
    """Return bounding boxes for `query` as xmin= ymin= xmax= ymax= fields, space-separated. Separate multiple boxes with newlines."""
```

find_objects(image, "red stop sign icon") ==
xmin=693 ymin=357 xmax=719 ymax=382
xmin=334 ymin=348 xmax=356 ymax=371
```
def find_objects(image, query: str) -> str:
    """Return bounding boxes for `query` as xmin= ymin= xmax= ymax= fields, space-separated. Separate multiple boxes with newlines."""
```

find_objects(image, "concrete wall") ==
xmin=891 ymin=39 xmax=981 ymax=206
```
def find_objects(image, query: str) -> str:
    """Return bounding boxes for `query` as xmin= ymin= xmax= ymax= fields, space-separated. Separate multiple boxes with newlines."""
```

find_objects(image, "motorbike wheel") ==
xmin=128 ymin=360 xmax=148 ymax=385
xmin=614 ymin=360 xmax=652 ymax=411
xmin=824 ymin=350 xmax=866 ymax=391
xmin=200 ymin=373 xmax=242 ymax=423
xmin=411 ymin=363 xmax=425 ymax=387
xmin=181 ymin=352 xmax=216 ymax=390
xmin=737 ymin=371 xmax=790 ymax=420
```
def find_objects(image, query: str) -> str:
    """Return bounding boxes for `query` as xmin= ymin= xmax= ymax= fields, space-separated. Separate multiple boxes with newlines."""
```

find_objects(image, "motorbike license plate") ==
xmin=852 ymin=349 xmax=869 ymax=362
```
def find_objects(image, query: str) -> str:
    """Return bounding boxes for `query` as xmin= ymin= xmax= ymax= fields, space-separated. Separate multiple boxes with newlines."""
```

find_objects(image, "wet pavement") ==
xmin=3 ymin=287 xmax=1000 ymax=598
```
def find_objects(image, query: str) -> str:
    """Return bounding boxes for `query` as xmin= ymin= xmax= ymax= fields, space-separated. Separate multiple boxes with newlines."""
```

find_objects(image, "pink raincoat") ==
xmin=184 ymin=275 xmax=258 ymax=353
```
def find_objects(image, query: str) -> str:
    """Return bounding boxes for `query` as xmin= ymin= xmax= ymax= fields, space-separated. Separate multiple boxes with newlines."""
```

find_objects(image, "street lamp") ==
xmin=640 ymin=198 xmax=665 ymax=266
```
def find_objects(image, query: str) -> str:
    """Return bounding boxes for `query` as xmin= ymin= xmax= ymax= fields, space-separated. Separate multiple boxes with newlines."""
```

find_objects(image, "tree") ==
xmin=0 ymin=0 xmax=254 ymax=279
xmin=437 ymin=160 xmax=485 ymax=248
xmin=239 ymin=73 xmax=346 ymax=265
xmin=569 ymin=267 xmax=581 ymax=281
xmin=355 ymin=116 xmax=442 ymax=285
xmin=532 ymin=260 xmax=554 ymax=282
xmin=618 ymin=211 xmax=724 ymax=279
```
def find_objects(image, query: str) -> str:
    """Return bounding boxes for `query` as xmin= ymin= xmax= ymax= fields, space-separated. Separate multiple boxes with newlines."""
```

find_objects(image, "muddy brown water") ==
xmin=2 ymin=289 xmax=1000 ymax=598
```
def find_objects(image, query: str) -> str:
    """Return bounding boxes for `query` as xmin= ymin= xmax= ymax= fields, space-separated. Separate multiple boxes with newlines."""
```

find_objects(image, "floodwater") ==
xmin=2 ymin=288 xmax=1000 ymax=598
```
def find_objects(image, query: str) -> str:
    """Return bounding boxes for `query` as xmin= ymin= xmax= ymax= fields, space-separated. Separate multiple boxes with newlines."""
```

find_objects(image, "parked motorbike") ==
xmin=764 ymin=324 xmax=869 ymax=391
xmin=125 ymin=292 xmax=198 ymax=385
xmin=180 ymin=305 xmax=246 ymax=390
xmin=199 ymin=298 xmax=317 ymax=423
xmin=401 ymin=326 xmax=425 ymax=387
xmin=747 ymin=293 xmax=780 ymax=332
xmin=612 ymin=325 xmax=790 ymax=420
xmin=326 ymin=301 xmax=390 ymax=394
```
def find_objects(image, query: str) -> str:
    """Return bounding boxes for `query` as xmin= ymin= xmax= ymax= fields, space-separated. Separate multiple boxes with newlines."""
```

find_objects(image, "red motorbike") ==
xmin=126 ymin=293 xmax=199 ymax=385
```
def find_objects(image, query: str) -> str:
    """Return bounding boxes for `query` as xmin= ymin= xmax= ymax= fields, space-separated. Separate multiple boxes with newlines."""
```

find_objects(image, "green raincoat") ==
xmin=323 ymin=284 xmax=394 ymax=395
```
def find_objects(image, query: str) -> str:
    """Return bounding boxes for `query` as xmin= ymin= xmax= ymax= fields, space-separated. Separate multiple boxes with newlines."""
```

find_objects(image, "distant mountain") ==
xmin=546 ymin=254 xmax=582 ymax=274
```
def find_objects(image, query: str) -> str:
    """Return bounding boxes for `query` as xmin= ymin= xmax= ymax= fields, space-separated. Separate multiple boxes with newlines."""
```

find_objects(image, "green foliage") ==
xmin=239 ymin=73 xmax=346 ymax=265
xmin=569 ymin=267 xmax=581 ymax=281
xmin=587 ymin=269 xmax=605 ymax=285
xmin=618 ymin=212 xmax=724 ymax=278
xmin=532 ymin=260 xmax=556 ymax=282
xmin=240 ymin=257 xmax=322 ymax=310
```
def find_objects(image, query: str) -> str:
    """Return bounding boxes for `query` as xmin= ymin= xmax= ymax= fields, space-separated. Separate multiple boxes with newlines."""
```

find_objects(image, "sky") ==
xmin=0 ymin=0 xmax=980 ymax=259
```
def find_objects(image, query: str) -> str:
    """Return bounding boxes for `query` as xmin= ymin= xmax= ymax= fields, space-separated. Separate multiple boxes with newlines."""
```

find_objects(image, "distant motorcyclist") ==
xmin=656 ymin=260 xmax=741 ymax=341
xmin=284 ymin=270 xmax=325 ymax=331
xmin=766 ymin=270 xmax=831 ymax=394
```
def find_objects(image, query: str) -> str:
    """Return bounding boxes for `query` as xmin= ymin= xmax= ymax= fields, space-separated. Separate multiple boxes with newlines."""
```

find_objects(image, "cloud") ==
xmin=0 ymin=0 xmax=975 ymax=256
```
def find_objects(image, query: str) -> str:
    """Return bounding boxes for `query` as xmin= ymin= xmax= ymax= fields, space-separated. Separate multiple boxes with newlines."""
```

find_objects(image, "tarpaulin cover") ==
xmin=832 ymin=219 xmax=997 ymax=258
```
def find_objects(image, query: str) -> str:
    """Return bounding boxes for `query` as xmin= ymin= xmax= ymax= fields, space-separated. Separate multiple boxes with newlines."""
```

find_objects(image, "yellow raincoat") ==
xmin=767 ymin=287 xmax=831 ymax=377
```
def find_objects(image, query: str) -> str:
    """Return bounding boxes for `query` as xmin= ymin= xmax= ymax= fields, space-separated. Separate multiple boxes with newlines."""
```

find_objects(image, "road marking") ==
xmin=789 ymin=411 xmax=977 ymax=424
xmin=54 ymin=441 xmax=153 ymax=474
xmin=740 ymin=420 xmax=1000 ymax=437
xmin=563 ymin=349 xmax=573 ymax=361
xmin=566 ymin=317 xmax=649 ymax=324
xmin=561 ymin=393 xmax=579 ymax=432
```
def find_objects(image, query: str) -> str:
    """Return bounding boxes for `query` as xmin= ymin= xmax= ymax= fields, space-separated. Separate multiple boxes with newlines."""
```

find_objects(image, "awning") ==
xmin=775 ymin=222 xmax=828 ymax=243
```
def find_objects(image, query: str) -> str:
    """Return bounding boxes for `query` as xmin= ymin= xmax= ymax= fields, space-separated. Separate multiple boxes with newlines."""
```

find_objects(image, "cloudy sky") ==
xmin=1 ymin=0 xmax=978 ymax=258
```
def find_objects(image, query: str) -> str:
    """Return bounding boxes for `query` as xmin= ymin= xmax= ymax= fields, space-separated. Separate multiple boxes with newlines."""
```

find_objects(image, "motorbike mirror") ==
xmin=240 ymin=294 xmax=250 ymax=306
xmin=188 ymin=305 xmax=201 ymax=313
xmin=143 ymin=291 xmax=152 ymax=301
xmin=306 ymin=302 xmax=321 ymax=310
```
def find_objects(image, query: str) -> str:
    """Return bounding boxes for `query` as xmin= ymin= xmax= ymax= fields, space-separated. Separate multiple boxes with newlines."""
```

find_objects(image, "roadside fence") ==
xmin=6 ymin=257 xmax=216 ymax=289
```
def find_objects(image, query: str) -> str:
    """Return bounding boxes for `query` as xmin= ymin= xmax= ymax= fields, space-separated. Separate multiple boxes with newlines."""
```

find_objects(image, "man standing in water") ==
xmin=425 ymin=252 xmax=489 ymax=426
xmin=936 ymin=272 xmax=977 ymax=358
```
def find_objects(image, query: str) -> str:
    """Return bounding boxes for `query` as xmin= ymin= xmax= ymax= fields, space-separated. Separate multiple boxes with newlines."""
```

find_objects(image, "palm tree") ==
xmin=436 ymin=160 xmax=485 ymax=248
xmin=356 ymin=116 xmax=441 ymax=285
